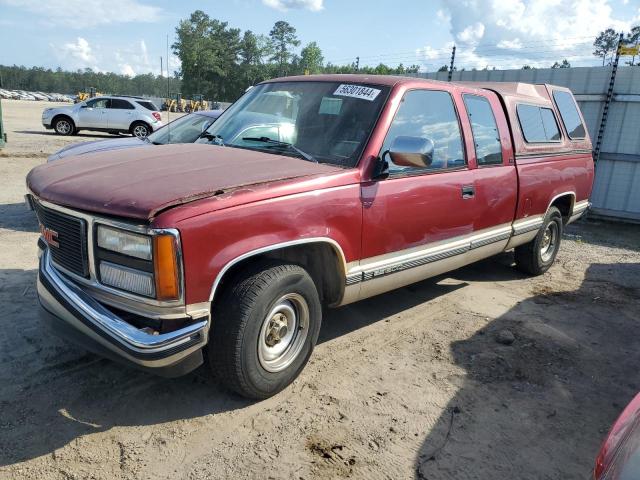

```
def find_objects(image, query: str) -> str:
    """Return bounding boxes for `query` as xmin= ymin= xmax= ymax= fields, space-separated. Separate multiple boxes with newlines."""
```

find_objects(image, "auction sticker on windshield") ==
xmin=333 ymin=84 xmax=381 ymax=101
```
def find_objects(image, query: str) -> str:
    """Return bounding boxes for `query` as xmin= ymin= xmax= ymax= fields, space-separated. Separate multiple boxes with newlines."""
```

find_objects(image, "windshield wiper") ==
xmin=241 ymin=137 xmax=317 ymax=163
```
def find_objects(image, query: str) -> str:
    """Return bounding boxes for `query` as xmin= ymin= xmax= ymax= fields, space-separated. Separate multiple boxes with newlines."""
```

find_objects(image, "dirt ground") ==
xmin=1 ymin=99 xmax=639 ymax=480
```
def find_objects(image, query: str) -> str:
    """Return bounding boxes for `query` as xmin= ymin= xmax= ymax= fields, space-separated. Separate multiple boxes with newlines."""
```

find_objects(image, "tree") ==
xmin=551 ymin=59 xmax=571 ymax=68
xmin=438 ymin=65 xmax=449 ymax=72
xmin=299 ymin=42 xmax=324 ymax=74
xmin=522 ymin=65 xmax=533 ymax=70
xmin=624 ymin=25 xmax=640 ymax=66
xmin=269 ymin=21 xmax=300 ymax=76
xmin=173 ymin=10 xmax=242 ymax=100
xmin=593 ymin=28 xmax=619 ymax=66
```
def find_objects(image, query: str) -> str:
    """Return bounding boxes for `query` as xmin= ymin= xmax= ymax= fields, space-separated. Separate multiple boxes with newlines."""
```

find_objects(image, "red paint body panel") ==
xmin=595 ymin=393 xmax=640 ymax=479
xmin=175 ymin=184 xmax=363 ymax=304
xmin=514 ymin=154 xmax=594 ymax=218
xmin=27 ymin=143 xmax=342 ymax=220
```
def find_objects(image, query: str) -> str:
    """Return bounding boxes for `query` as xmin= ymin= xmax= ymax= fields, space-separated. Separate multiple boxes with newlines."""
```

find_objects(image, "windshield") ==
xmin=198 ymin=81 xmax=390 ymax=167
xmin=147 ymin=113 xmax=218 ymax=145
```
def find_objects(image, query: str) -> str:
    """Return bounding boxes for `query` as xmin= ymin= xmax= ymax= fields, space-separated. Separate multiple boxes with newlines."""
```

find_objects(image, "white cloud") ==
xmin=60 ymin=37 xmax=95 ymax=64
xmin=262 ymin=0 xmax=323 ymax=12
xmin=417 ymin=0 xmax=633 ymax=70
xmin=497 ymin=38 xmax=523 ymax=49
xmin=456 ymin=22 xmax=485 ymax=44
xmin=120 ymin=64 xmax=136 ymax=77
xmin=0 ymin=0 xmax=162 ymax=28
xmin=50 ymin=37 xmax=163 ymax=76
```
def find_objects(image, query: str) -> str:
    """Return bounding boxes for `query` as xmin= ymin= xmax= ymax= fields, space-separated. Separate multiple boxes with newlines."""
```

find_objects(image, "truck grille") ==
xmin=34 ymin=201 xmax=89 ymax=277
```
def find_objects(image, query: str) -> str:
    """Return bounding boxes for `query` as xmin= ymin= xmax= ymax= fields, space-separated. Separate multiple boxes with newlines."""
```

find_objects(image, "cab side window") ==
xmin=463 ymin=94 xmax=503 ymax=166
xmin=381 ymin=90 xmax=465 ymax=174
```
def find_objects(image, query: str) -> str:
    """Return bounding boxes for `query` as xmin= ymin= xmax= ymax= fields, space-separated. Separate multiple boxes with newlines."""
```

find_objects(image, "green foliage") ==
xmin=551 ymin=59 xmax=571 ymax=68
xmin=593 ymin=28 xmax=619 ymax=66
xmin=0 ymin=64 xmax=180 ymax=97
xmin=299 ymin=42 xmax=324 ymax=74
xmin=269 ymin=20 xmax=300 ymax=76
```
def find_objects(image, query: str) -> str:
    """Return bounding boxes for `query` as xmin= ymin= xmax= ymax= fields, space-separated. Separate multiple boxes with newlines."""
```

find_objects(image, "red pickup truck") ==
xmin=27 ymin=75 xmax=593 ymax=399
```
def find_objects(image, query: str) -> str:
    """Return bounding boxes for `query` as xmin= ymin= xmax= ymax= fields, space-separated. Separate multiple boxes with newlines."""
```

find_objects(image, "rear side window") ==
xmin=136 ymin=100 xmax=158 ymax=111
xmin=463 ymin=95 xmax=503 ymax=166
xmin=552 ymin=91 xmax=586 ymax=139
xmin=110 ymin=99 xmax=134 ymax=110
xmin=517 ymin=104 xmax=561 ymax=143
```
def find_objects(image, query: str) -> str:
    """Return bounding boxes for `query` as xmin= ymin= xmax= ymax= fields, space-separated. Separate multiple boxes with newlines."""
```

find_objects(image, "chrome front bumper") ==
xmin=37 ymin=246 xmax=208 ymax=376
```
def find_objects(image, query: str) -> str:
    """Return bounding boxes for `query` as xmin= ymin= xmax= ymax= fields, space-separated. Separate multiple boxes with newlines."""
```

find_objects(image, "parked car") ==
xmin=26 ymin=75 xmax=593 ymax=399
xmin=594 ymin=393 xmax=640 ymax=479
xmin=42 ymin=96 xmax=163 ymax=138
xmin=47 ymin=110 xmax=223 ymax=162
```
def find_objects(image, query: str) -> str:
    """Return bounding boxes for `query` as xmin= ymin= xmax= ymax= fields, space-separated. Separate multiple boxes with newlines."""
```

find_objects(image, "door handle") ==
xmin=462 ymin=185 xmax=475 ymax=199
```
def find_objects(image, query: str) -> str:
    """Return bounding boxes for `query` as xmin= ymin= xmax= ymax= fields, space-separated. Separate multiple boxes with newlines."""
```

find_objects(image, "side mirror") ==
xmin=388 ymin=136 xmax=434 ymax=168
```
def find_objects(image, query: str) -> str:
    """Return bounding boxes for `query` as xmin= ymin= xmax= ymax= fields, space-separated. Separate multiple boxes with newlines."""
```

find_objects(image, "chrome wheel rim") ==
xmin=133 ymin=125 xmax=148 ymax=138
xmin=258 ymin=293 xmax=309 ymax=373
xmin=540 ymin=222 xmax=558 ymax=262
xmin=57 ymin=120 xmax=71 ymax=134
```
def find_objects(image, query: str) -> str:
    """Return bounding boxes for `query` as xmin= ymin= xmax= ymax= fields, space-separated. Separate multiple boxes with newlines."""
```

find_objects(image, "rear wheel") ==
xmin=53 ymin=117 xmax=74 ymax=136
xmin=130 ymin=121 xmax=150 ymax=138
xmin=209 ymin=261 xmax=322 ymax=399
xmin=515 ymin=206 xmax=563 ymax=275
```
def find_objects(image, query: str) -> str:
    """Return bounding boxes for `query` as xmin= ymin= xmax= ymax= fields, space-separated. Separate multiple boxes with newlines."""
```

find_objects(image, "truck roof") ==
xmin=264 ymin=74 xmax=562 ymax=106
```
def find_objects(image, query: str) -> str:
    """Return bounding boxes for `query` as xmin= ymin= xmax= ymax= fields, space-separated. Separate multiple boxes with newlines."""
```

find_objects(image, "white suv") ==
xmin=42 ymin=96 xmax=163 ymax=138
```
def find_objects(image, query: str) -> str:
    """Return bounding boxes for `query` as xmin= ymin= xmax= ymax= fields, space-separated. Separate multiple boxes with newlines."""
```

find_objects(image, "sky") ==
xmin=0 ymin=0 xmax=639 ymax=76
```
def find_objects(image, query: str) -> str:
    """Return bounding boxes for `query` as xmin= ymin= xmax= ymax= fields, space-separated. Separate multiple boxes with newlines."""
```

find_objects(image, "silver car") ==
xmin=42 ymin=96 xmax=163 ymax=138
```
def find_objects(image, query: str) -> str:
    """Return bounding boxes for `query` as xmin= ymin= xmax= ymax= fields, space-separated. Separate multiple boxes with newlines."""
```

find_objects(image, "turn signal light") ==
xmin=153 ymin=234 xmax=180 ymax=301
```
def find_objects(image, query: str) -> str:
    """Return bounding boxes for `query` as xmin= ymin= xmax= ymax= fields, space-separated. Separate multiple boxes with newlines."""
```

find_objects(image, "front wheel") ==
xmin=515 ymin=206 xmax=563 ymax=275
xmin=54 ymin=117 xmax=75 ymax=135
xmin=209 ymin=261 xmax=322 ymax=399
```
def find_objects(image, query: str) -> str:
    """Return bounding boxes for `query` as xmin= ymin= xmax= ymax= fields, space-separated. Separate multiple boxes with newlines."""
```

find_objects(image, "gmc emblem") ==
xmin=39 ymin=224 xmax=59 ymax=248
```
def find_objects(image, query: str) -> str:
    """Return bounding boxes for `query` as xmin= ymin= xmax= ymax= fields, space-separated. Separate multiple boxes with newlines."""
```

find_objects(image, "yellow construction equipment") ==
xmin=75 ymin=87 xmax=102 ymax=103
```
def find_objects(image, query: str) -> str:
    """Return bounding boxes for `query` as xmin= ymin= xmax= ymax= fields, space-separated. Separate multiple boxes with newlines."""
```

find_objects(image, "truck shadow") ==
xmin=0 ymin=201 xmax=39 ymax=232
xmin=414 ymin=261 xmax=640 ymax=479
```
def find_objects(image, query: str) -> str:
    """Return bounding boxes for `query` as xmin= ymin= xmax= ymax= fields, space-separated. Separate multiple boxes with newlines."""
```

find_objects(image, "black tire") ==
xmin=53 ymin=116 xmax=75 ymax=136
xmin=209 ymin=261 xmax=322 ymax=399
xmin=130 ymin=121 xmax=150 ymax=138
xmin=515 ymin=206 xmax=563 ymax=276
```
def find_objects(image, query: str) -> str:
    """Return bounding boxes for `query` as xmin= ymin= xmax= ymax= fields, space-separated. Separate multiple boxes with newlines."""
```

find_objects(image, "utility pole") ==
xmin=594 ymin=32 xmax=624 ymax=163
xmin=160 ymin=56 xmax=163 ymax=78
xmin=447 ymin=45 xmax=456 ymax=82
xmin=0 ymin=71 xmax=6 ymax=149
xmin=355 ymin=56 xmax=360 ymax=72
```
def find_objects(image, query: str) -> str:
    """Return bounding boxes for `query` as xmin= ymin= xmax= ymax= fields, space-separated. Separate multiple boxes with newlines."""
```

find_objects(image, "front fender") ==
xmin=171 ymin=185 xmax=362 ymax=305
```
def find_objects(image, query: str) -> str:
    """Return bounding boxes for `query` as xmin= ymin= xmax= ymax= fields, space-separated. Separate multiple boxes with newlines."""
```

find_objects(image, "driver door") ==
xmin=78 ymin=97 xmax=110 ymax=128
xmin=359 ymin=89 xmax=480 ymax=298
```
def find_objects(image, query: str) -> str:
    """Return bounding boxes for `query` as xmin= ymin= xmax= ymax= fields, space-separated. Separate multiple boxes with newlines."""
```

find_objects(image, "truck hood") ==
xmin=27 ymin=143 xmax=343 ymax=220
xmin=48 ymin=137 xmax=146 ymax=162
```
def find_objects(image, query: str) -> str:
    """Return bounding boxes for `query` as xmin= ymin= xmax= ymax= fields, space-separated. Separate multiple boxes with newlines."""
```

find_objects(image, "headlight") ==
xmin=97 ymin=225 xmax=152 ymax=260
xmin=95 ymin=225 xmax=180 ymax=301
